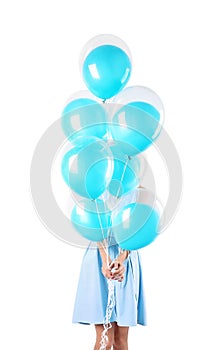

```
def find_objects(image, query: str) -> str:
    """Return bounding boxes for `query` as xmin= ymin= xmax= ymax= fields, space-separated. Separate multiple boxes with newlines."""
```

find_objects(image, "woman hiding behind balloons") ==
xmin=72 ymin=229 xmax=146 ymax=350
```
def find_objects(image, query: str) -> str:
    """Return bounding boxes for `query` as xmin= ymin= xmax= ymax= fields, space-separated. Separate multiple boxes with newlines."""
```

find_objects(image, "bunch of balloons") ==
xmin=60 ymin=34 xmax=165 ymax=250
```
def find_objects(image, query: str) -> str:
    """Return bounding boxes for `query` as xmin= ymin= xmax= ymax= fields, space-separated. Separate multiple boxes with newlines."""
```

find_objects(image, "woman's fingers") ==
xmin=112 ymin=265 xmax=125 ymax=276
xmin=109 ymin=261 xmax=120 ymax=271
xmin=102 ymin=265 xmax=112 ymax=279
xmin=111 ymin=264 xmax=125 ymax=281
xmin=107 ymin=259 xmax=126 ymax=282
xmin=113 ymin=272 xmax=124 ymax=279
xmin=112 ymin=274 xmax=124 ymax=282
xmin=117 ymin=276 xmax=124 ymax=282
xmin=113 ymin=261 xmax=119 ymax=270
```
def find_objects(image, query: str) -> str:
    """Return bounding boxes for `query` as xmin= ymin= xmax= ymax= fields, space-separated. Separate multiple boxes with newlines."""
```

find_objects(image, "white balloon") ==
xmin=50 ymin=139 xmax=78 ymax=220
xmin=62 ymin=90 xmax=100 ymax=110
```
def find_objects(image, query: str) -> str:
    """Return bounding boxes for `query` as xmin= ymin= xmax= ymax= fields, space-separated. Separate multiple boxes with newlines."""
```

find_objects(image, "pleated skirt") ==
xmin=72 ymin=242 xmax=146 ymax=327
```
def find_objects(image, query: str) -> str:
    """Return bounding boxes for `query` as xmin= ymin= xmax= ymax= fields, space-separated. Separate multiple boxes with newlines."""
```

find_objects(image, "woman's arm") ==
xmin=115 ymin=249 xmax=130 ymax=264
xmin=97 ymin=241 xmax=112 ymax=279
xmin=97 ymin=241 xmax=111 ymax=264
xmin=97 ymin=242 xmax=130 ymax=281
xmin=110 ymin=249 xmax=130 ymax=282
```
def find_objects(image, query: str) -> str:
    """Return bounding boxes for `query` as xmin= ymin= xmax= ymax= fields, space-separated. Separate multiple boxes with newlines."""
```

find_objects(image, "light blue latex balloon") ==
xmin=82 ymin=45 xmax=131 ymax=99
xmin=111 ymin=102 xmax=161 ymax=156
xmin=108 ymin=143 xmax=139 ymax=197
xmin=112 ymin=202 xmax=160 ymax=250
xmin=61 ymin=98 xmax=108 ymax=143
xmin=71 ymin=199 xmax=111 ymax=242
xmin=61 ymin=137 xmax=113 ymax=199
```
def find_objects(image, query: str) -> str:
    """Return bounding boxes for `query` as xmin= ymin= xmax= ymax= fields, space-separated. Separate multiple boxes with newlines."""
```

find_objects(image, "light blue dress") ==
xmin=72 ymin=234 xmax=146 ymax=327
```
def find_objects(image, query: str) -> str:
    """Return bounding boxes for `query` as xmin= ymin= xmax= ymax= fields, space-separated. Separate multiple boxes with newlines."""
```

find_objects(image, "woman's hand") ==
xmin=98 ymin=242 xmax=129 ymax=282
xmin=109 ymin=260 xmax=125 ymax=282
xmin=101 ymin=261 xmax=112 ymax=279
xmin=109 ymin=250 xmax=129 ymax=282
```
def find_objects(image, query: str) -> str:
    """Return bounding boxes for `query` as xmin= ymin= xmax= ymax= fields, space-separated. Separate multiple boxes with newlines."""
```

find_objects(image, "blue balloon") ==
xmin=82 ymin=45 xmax=131 ymax=99
xmin=108 ymin=143 xmax=139 ymax=197
xmin=112 ymin=203 xmax=160 ymax=250
xmin=61 ymin=137 xmax=113 ymax=199
xmin=111 ymin=102 xmax=161 ymax=156
xmin=61 ymin=98 xmax=108 ymax=143
xmin=71 ymin=199 xmax=111 ymax=242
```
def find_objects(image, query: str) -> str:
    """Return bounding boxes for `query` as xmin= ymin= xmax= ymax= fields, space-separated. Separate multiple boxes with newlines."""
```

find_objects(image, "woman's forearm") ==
xmin=97 ymin=241 xmax=111 ymax=265
xmin=97 ymin=242 xmax=130 ymax=265
xmin=117 ymin=249 xmax=130 ymax=263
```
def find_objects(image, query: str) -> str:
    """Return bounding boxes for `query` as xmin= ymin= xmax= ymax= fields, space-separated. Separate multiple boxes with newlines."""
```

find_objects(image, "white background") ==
xmin=0 ymin=0 xmax=214 ymax=349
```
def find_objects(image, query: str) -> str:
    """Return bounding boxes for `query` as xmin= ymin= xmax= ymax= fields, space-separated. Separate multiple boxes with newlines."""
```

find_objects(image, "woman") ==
xmin=72 ymin=231 xmax=146 ymax=349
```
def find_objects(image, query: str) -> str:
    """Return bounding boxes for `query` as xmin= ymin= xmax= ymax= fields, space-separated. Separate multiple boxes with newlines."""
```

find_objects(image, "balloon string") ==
xmin=94 ymin=199 xmax=109 ymax=267
xmin=104 ymin=156 xmax=130 ymax=248
xmin=94 ymin=198 xmax=114 ymax=350
xmin=99 ymin=279 xmax=115 ymax=350
xmin=115 ymin=156 xmax=130 ymax=199
xmin=94 ymin=197 xmax=114 ymax=350
xmin=99 ymin=157 xmax=130 ymax=350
